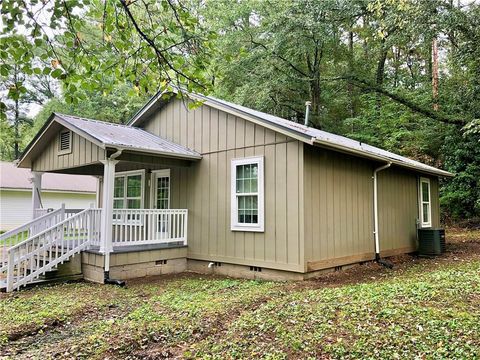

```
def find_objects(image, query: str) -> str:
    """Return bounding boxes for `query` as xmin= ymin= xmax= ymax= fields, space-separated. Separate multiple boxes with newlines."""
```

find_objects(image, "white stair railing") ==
xmin=4 ymin=208 xmax=102 ymax=292
xmin=0 ymin=207 xmax=65 ymax=271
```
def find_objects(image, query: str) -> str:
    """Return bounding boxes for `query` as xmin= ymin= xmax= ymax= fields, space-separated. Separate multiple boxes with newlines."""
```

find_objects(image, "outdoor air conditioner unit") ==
xmin=418 ymin=228 xmax=446 ymax=256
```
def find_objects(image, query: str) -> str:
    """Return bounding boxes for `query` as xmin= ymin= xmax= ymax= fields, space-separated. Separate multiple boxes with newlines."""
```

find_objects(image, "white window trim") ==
xmin=231 ymin=156 xmax=264 ymax=232
xmin=57 ymin=130 xmax=72 ymax=155
xmin=419 ymin=177 xmax=432 ymax=228
xmin=113 ymin=169 xmax=145 ymax=224
xmin=150 ymin=169 xmax=171 ymax=210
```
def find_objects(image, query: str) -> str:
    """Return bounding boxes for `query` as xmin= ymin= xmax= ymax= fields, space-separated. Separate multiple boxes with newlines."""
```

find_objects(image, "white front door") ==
xmin=152 ymin=170 xmax=170 ymax=210
xmin=151 ymin=170 xmax=170 ymax=235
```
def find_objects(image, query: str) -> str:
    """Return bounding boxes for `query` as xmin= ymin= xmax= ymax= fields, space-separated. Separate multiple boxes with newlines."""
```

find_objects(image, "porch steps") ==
xmin=1 ymin=208 xmax=98 ymax=292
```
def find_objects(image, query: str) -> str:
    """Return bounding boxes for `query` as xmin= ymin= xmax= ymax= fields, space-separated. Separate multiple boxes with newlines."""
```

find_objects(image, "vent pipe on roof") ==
xmin=304 ymin=101 xmax=311 ymax=126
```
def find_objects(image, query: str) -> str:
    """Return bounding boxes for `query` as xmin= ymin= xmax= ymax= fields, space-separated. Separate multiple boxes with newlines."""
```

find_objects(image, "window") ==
xmin=419 ymin=177 xmax=431 ymax=227
xmin=231 ymin=156 xmax=264 ymax=232
xmin=113 ymin=171 xmax=144 ymax=223
xmin=58 ymin=130 xmax=72 ymax=155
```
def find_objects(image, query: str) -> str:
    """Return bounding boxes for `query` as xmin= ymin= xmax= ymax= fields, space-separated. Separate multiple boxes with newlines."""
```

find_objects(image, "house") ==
xmin=0 ymin=161 xmax=97 ymax=231
xmin=1 ymin=90 xmax=452 ymax=291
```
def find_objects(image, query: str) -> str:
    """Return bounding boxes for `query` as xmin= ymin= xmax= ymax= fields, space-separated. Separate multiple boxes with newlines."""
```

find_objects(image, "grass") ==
xmin=0 ymin=229 xmax=479 ymax=359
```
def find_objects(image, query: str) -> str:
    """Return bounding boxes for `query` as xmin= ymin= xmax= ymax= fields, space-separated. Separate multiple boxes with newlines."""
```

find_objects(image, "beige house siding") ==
xmin=303 ymin=146 xmax=375 ymax=271
xmin=378 ymin=171 xmax=440 ymax=256
xmin=430 ymin=176 xmax=441 ymax=228
xmin=32 ymin=127 xmax=105 ymax=172
xmin=142 ymin=99 xmax=305 ymax=272
xmin=377 ymin=168 xmax=419 ymax=255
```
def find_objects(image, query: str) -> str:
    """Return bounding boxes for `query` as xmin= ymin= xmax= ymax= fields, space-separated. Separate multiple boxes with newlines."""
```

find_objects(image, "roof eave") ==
xmin=128 ymin=89 xmax=176 ymax=126
xmin=312 ymin=138 xmax=453 ymax=177
xmin=106 ymin=145 xmax=202 ymax=160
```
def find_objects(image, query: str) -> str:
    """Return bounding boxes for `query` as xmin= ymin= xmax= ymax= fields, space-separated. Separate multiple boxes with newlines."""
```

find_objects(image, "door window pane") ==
xmin=156 ymin=176 xmax=169 ymax=209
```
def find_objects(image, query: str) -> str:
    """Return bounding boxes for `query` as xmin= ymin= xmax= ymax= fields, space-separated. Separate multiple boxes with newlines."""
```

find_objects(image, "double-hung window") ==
xmin=419 ymin=177 xmax=431 ymax=228
xmin=231 ymin=156 xmax=264 ymax=232
xmin=113 ymin=171 xmax=144 ymax=223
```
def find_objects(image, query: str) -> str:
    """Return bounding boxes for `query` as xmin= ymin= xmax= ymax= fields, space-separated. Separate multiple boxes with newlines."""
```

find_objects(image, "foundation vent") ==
xmin=249 ymin=266 xmax=262 ymax=272
xmin=156 ymin=260 xmax=168 ymax=265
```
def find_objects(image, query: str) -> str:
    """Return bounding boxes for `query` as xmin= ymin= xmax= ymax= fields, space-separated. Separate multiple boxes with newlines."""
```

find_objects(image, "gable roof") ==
xmin=0 ymin=161 xmax=96 ymax=193
xmin=17 ymin=113 xmax=202 ymax=167
xmin=54 ymin=113 xmax=201 ymax=159
xmin=129 ymin=90 xmax=453 ymax=177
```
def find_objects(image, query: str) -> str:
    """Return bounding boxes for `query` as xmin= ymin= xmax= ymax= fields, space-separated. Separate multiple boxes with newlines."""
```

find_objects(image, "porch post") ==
xmin=99 ymin=159 xmax=119 ymax=254
xmin=30 ymin=171 xmax=43 ymax=219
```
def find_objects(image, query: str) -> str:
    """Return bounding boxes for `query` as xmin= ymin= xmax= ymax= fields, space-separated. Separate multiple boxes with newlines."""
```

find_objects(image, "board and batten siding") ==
xmin=142 ymin=99 xmax=305 ymax=272
xmin=377 ymin=170 xmax=440 ymax=256
xmin=376 ymin=167 xmax=418 ymax=255
xmin=32 ymin=126 xmax=105 ymax=172
xmin=429 ymin=176 xmax=441 ymax=228
xmin=303 ymin=146 xmax=375 ymax=271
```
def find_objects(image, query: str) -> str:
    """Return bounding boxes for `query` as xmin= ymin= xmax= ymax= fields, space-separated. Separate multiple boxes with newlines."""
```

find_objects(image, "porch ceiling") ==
xmin=46 ymin=154 xmax=194 ymax=176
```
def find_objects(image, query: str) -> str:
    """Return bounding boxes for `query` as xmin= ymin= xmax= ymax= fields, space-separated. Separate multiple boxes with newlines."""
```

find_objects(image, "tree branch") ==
xmin=342 ymin=75 xmax=467 ymax=125
xmin=119 ymin=0 xmax=205 ymax=89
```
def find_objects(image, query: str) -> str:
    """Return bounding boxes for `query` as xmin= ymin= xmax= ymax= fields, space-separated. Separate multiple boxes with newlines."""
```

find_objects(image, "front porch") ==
xmin=1 ymin=113 xmax=201 ymax=291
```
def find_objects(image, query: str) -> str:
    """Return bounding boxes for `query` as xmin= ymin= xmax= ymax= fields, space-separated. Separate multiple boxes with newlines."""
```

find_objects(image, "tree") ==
xmin=0 ymin=35 xmax=58 ymax=159
xmin=1 ymin=0 xmax=216 ymax=119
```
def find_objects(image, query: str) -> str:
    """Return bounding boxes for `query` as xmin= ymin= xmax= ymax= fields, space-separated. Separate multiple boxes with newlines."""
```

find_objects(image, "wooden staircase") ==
xmin=0 ymin=208 xmax=101 ymax=292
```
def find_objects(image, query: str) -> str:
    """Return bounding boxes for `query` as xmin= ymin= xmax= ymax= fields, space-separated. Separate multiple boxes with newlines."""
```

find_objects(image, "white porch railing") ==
xmin=112 ymin=209 xmax=188 ymax=247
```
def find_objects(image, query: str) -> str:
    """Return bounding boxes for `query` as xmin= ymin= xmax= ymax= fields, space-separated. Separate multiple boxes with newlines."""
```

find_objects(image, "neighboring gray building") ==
xmin=0 ymin=161 xmax=97 ymax=231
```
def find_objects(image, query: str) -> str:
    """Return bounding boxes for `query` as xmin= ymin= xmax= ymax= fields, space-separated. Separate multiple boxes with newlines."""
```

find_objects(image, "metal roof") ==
xmin=129 ymin=90 xmax=452 ymax=177
xmin=0 ymin=161 xmax=96 ymax=192
xmin=54 ymin=113 xmax=201 ymax=160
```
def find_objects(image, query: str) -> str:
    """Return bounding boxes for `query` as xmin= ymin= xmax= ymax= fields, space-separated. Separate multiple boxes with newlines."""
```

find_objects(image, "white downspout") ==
xmin=373 ymin=162 xmax=392 ymax=259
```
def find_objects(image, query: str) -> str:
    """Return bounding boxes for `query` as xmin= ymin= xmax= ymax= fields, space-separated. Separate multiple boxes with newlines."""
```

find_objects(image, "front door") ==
xmin=151 ymin=170 xmax=170 ymax=235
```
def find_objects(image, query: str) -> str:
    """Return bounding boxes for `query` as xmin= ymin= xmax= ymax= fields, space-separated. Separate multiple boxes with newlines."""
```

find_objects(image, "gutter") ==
xmin=373 ymin=162 xmax=394 ymax=269
xmin=313 ymin=138 xmax=453 ymax=178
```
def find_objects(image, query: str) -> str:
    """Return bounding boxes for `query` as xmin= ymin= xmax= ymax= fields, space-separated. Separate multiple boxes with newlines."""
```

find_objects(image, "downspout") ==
xmin=373 ymin=161 xmax=393 ymax=269
xmin=104 ymin=148 xmax=126 ymax=287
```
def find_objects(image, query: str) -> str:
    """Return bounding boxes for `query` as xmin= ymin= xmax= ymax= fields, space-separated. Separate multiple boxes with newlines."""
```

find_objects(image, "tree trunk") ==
xmin=14 ymin=97 xmax=20 ymax=159
xmin=432 ymin=37 xmax=439 ymax=111
xmin=348 ymin=30 xmax=355 ymax=117
xmin=375 ymin=41 xmax=388 ymax=111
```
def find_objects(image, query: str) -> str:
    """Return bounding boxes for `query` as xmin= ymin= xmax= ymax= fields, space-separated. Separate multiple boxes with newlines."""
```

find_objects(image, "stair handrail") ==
xmin=5 ymin=208 xmax=101 ymax=292
xmin=0 ymin=207 xmax=64 ymax=243
xmin=7 ymin=208 xmax=92 ymax=253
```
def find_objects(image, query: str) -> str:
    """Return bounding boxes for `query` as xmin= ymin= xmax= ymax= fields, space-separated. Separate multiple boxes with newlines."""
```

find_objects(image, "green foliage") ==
xmin=203 ymin=0 xmax=480 ymax=222
xmin=1 ymin=255 xmax=479 ymax=358
xmin=0 ymin=0 xmax=215 ymax=115
xmin=440 ymin=131 xmax=480 ymax=220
